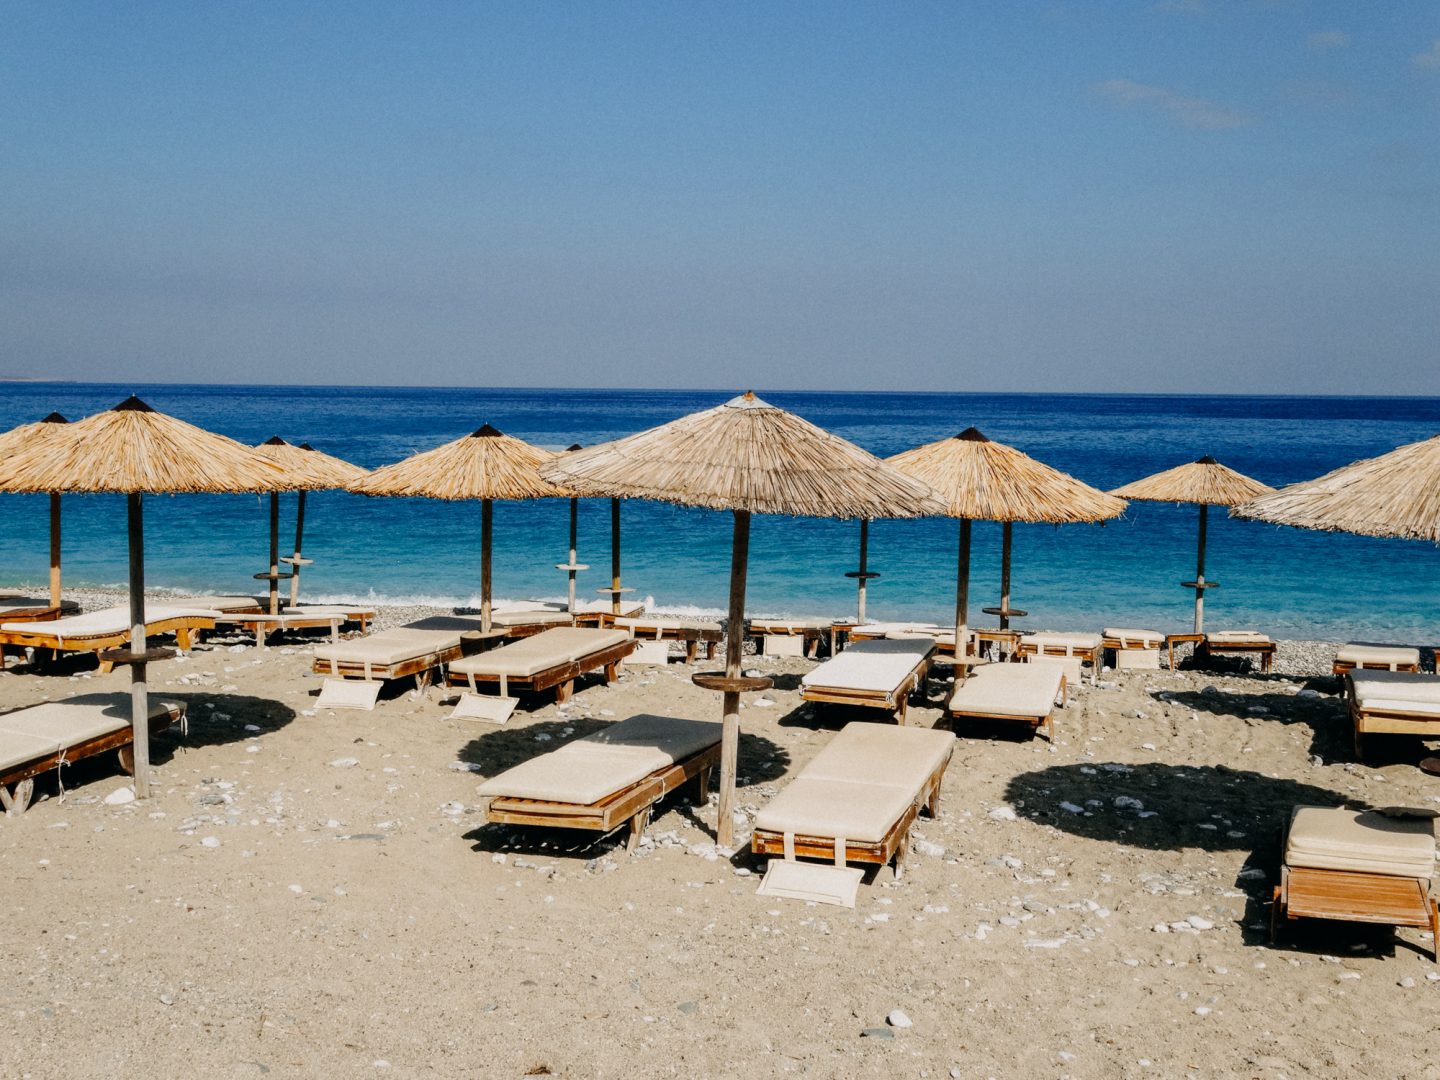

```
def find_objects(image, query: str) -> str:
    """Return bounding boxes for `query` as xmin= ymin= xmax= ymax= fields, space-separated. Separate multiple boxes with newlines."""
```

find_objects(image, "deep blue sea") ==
xmin=0 ymin=384 xmax=1435 ymax=641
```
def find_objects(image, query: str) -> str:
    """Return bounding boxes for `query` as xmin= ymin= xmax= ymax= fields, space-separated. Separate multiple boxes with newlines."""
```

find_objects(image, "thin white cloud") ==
xmin=1306 ymin=31 xmax=1348 ymax=50
xmin=1092 ymin=79 xmax=1253 ymax=130
xmin=1414 ymin=39 xmax=1440 ymax=70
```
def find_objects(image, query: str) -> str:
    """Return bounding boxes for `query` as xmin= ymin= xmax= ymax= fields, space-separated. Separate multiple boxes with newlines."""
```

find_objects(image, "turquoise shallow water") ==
xmin=0 ymin=384 xmax=1435 ymax=640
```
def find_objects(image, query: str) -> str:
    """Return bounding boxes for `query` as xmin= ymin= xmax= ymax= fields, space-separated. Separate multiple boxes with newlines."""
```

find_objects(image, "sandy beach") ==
xmin=1 ymin=591 xmax=1437 ymax=1080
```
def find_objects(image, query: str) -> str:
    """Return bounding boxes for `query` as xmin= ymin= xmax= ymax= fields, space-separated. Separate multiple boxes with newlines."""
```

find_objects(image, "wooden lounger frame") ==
xmin=485 ymin=741 xmax=719 ymax=853
xmin=449 ymin=638 xmax=637 ymax=703
xmin=0 ymin=615 xmax=217 ymax=673
xmin=1348 ymin=688 xmax=1440 ymax=761
xmin=948 ymin=674 xmax=1066 ymax=741
xmin=624 ymin=624 xmax=722 ymax=663
xmin=1271 ymin=852 xmax=1439 ymax=962
xmin=750 ymin=747 xmax=951 ymax=879
xmin=1333 ymin=658 xmax=1421 ymax=676
xmin=312 ymin=641 xmax=468 ymax=690
xmin=1200 ymin=638 xmax=1276 ymax=673
xmin=801 ymin=653 xmax=932 ymax=724
xmin=0 ymin=702 xmax=185 ymax=817
xmin=1015 ymin=640 xmax=1101 ymax=685
xmin=748 ymin=623 xmax=828 ymax=658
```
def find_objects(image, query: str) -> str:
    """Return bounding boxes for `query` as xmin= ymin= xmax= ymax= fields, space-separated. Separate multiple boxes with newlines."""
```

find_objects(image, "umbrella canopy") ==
xmin=1232 ymin=435 xmax=1440 ymax=541
xmin=253 ymin=437 xmax=369 ymax=613
xmin=0 ymin=395 xmax=293 ymax=798
xmin=888 ymin=427 xmax=1125 ymax=650
xmin=0 ymin=413 xmax=70 ymax=606
xmin=349 ymin=424 xmax=564 ymax=631
xmin=541 ymin=392 xmax=943 ymax=848
xmin=1112 ymin=456 xmax=1274 ymax=632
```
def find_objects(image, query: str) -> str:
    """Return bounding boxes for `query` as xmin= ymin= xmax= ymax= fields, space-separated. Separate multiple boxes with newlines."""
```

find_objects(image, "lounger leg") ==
xmin=556 ymin=679 xmax=573 ymax=704
xmin=99 ymin=658 xmax=115 ymax=675
xmin=1270 ymin=885 xmax=1282 ymax=945
xmin=705 ymin=642 xmax=715 ymax=660
xmin=691 ymin=766 xmax=712 ymax=806
xmin=685 ymin=641 xmax=698 ymax=664
xmin=895 ymin=696 xmax=908 ymax=726
xmin=1430 ymin=899 xmax=1438 ymax=963
xmin=118 ymin=744 xmax=135 ymax=776
xmin=893 ymin=840 xmax=906 ymax=881
xmin=626 ymin=807 xmax=651 ymax=854
xmin=0 ymin=778 xmax=34 ymax=817
xmin=178 ymin=628 xmax=193 ymax=650
xmin=603 ymin=661 xmax=618 ymax=684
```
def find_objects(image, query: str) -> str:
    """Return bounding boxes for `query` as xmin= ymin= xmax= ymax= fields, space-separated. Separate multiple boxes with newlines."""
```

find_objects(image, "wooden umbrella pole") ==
xmin=127 ymin=493 xmax=151 ymax=799
xmin=48 ymin=493 xmax=61 ymax=608
xmin=955 ymin=518 xmax=971 ymax=660
xmin=610 ymin=497 xmax=622 ymax=615
xmin=481 ymin=499 xmax=493 ymax=634
xmin=717 ymin=508 xmax=750 ymax=851
xmin=856 ymin=519 xmax=869 ymax=623
xmin=267 ymin=492 xmax=281 ymax=615
xmin=1194 ymin=503 xmax=1208 ymax=634
xmin=288 ymin=490 xmax=308 ymax=608
xmin=567 ymin=497 xmax=579 ymax=613
xmin=999 ymin=521 xmax=1014 ymax=631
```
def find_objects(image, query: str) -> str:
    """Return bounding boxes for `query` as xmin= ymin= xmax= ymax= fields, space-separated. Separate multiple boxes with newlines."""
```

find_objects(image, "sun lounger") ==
xmin=312 ymin=619 xmax=484 ymax=689
xmin=800 ymin=638 xmax=935 ymax=724
xmin=1335 ymin=643 xmax=1421 ymax=676
xmin=847 ymin=622 xmax=959 ymax=655
xmin=1271 ymin=805 xmax=1438 ymax=961
xmin=615 ymin=615 xmax=723 ymax=663
xmin=1201 ymin=630 xmax=1276 ymax=673
xmin=0 ymin=693 xmax=185 ymax=815
xmin=751 ymin=722 xmax=953 ymax=883
xmin=489 ymin=608 xmax=576 ymax=636
xmin=0 ymin=597 xmax=81 ymax=623
xmin=947 ymin=661 xmax=1065 ymax=740
xmin=172 ymin=595 xmax=269 ymax=614
xmin=571 ymin=599 xmax=646 ymax=628
xmin=748 ymin=617 xmax=833 ymax=658
xmin=448 ymin=627 xmax=635 ymax=703
xmin=220 ymin=605 xmax=376 ymax=647
xmin=1016 ymin=632 xmax=1103 ymax=685
xmin=0 ymin=605 xmax=221 ymax=671
xmin=1347 ymin=670 xmax=1440 ymax=760
xmin=1100 ymin=627 xmax=1165 ymax=670
xmin=480 ymin=713 xmax=721 ymax=852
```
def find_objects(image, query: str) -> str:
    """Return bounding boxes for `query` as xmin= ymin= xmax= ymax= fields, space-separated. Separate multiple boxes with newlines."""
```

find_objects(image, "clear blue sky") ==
xmin=2 ymin=2 xmax=1436 ymax=392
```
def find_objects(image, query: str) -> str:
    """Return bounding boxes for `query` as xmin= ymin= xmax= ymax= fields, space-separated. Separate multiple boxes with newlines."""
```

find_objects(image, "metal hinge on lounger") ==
xmin=316 ymin=678 xmax=383 ymax=711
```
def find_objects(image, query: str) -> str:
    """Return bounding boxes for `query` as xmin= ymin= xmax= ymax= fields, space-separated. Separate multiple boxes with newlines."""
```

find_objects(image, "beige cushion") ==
xmin=175 ymin=595 xmax=266 ymax=612
xmin=1286 ymin=806 xmax=1435 ymax=878
xmin=615 ymin=616 xmax=721 ymax=634
xmin=0 ymin=604 xmax=217 ymax=638
xmin=802 ymin=722 xmax=952 ymax=790
xmin=574 ymin=600 xmax=646 ymax=618
xmin=755 ymin=777 xmax=916 ymax=844
xmin=479 ymin=714 xmax=720 ymax=804
xmin=1206 ymin=630 xmax=1271 ymax=645
xmin=0 ymin=731 xmax=63 ymax=772
xmin=1337 ymin=643 xmax=1420 ymax=668
xmin=1351 ymin=670 xmax=1440 ymax=708
xmin=0 ymin=597 xmax=80 ymax=615
xmin=287 ymin=604 xmax=375 ymax=619
xmin=313 ymin=627 xmax=461 ymax=668
xmin=802 ymin=639 xmax=932 ymax=695
xmin=749 ymin=618 xmax=831 ymax=632
xmin=1022 ymin=632 xmax=1103 ymax=653
xmin=1103 ymin=627 xmax=1164 ymax=648
xmin=452 ymin=628 xmax=629 ymax=679
xmin=490 ymin=609 xmax=574 ymax=628
xmin=950 ymin=663 xmax=1063 ymax=719
xmin=0 ymin=694 xmax=179 ymax=759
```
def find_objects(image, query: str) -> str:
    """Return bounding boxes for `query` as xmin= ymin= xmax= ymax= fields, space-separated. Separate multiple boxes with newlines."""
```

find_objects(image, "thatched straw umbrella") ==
xmin=541 ymin=392 xmax=944 ymax=848
xmin=889 ymin=427 xmax=1126 ymax=655
xmin=0 ymin=396 xmax=292 ymax=797
xmin=252 ymin=438 xmax=368 ymax=613
xmin=348 ymin=425 xmax=565 ymax=632
xmin=0 ymin=413 xmax=70 ymax=606
xmin=1111 ymin=456 xmax=1273 ymax=633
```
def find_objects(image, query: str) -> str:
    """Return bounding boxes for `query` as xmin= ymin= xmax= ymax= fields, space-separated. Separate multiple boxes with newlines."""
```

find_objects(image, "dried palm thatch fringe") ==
xmin=886 ymin=427 xmax=1125 ymax=523
xmin=0 ymin=412 xmax=71 ymax=457
xmin=1111 ymin=456 xmax=1273 ymax=507
xmin=1232 ymin=434 xmax=1440 ymax=542
xmin=348 ymin=424 xmax=565 ymax=501
xmin=0 ymin=396 xmax=295 ymax=495
xmin=538 ymin=393 xmax=944 ymax=519
xmin=254 ymin=436 xmax=369 ymax=489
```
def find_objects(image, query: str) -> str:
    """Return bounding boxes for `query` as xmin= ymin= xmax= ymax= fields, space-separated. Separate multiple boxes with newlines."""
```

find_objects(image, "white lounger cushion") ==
xmin=452 ymin=628 xmax=629 ymax=679
xmin=801 ymin=639 xmax=933 ymax=695
xmin=802 ymin=722 xmax=953 ymax=790
xmin=1022 ymin=632 xmax=1103 ymax=652
xmin=313 ymin=627 xmax=461 ymax=668
xmin=174 ymin=595 xmax=266 ymax=612
xmin=0 ymin=598 xmax=77 ymax=614
xmin=949 ymin=663 xmax=1063 ymax=718
xmin=0 ymin=605 xmax=218 ymax=637
xmin=615 ymin=616 xmax=721 ymax=634
xmin=1207 ymin=630 xmax=1271 ymax=644
xmin=750 ymin=618 xmax=832 ymax=632
xmin=479 ymin=714 xmax=720 ymax=804
xmin=1286 ymin=806 xmax=1435 ymax=878
xmin=1350 ymin=670 xmax=1440 ymax=709
xmin=489 ymin=609 xmax=574 ymax=628
xmin=0 ymin=693 xmax=180 ymax=767
xmin=1337 ymin=643 xmax=1420 ymax=667
xmin=1103 ymin=628 xmax=1164 ymax=648
xmin=755 ymin=777 xmax=917 ymax=845
xmin=574 ymin=600 xmax=645 ymax=617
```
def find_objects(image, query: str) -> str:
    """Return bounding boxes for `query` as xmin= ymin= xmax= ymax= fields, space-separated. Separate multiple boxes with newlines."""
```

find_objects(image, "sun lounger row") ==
xmin=1348 ymin=670 xmax=1440 ymax=761
xmin=800 ymin=639 xmax=934 ymax=723
xmin=0 ymin=693 xmax=185 ymax=816
xmin=0 ymin=605 xmax=224 ymax=671
xmin=615 ymin=615 xmax=722 ymax=662
xmin=450 ymin=627 xmax=634 ymax=703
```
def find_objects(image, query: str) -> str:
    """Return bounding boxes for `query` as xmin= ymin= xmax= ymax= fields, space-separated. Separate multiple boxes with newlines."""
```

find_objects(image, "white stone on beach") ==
xmin=200 ymin=836 xmax=220 ymax=848
xmin=330 ymin=757 xmax=359 ymax=768
xmin=913 ymin=839 xmax=945 ymax=858
xmin=1187 ymin=915 xmax=1214 ymax=930
xmin=1059 ymin=802 xmax=1084 ymax=814
xmin=886 ymin=1009 xmax=912 ymax=1029
xmin=104 ymin=786 xmax=136 ymax=806
xmin=987 ymin=806 xmax=1017 ymax=821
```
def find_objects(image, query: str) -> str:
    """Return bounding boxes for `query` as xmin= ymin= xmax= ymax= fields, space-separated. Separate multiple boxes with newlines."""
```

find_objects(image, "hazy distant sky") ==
xmin=2 ymin=2 xmax=1437 ymax=393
